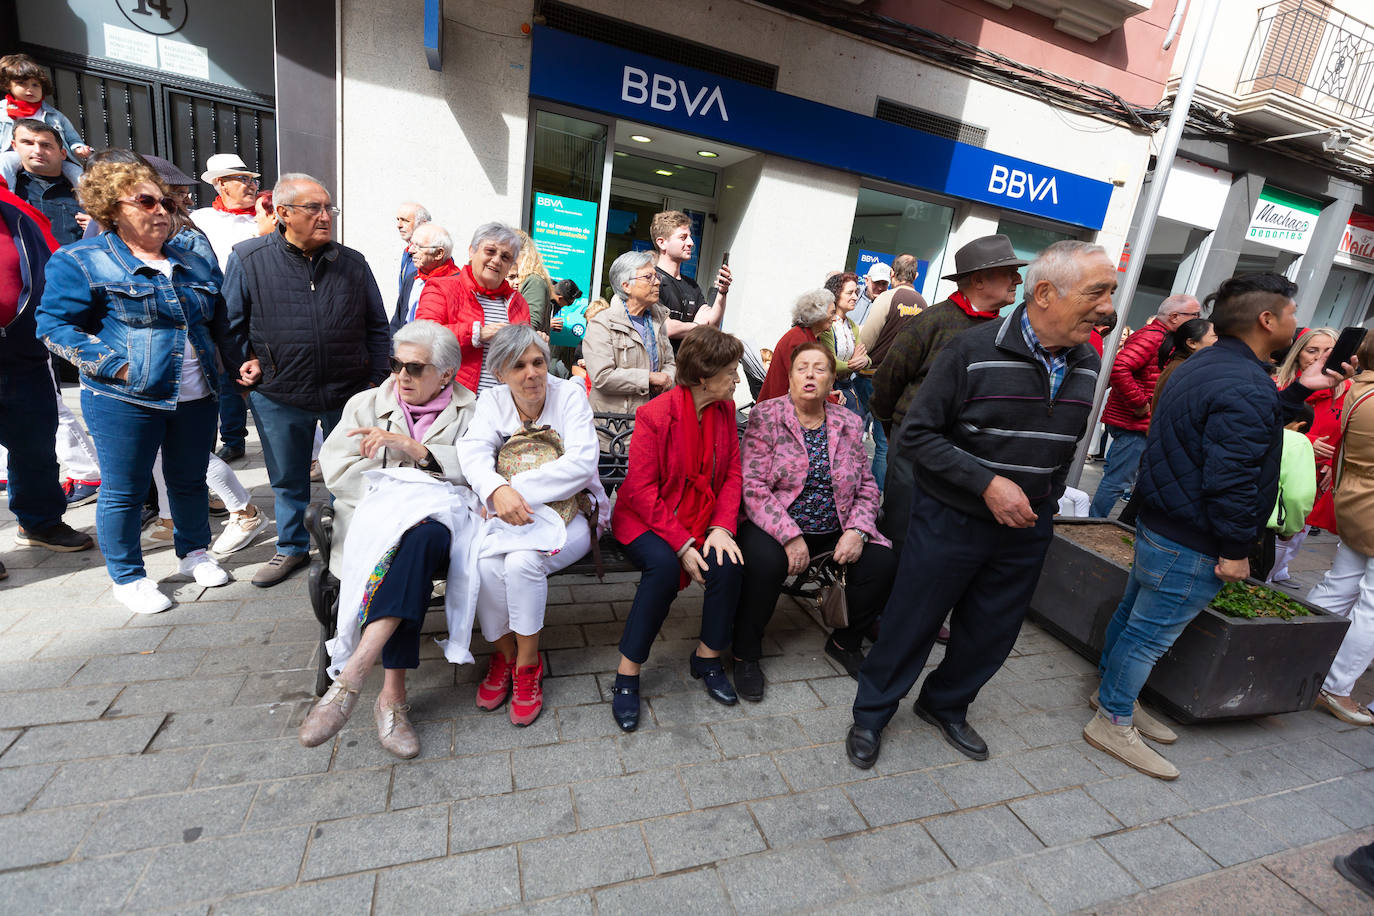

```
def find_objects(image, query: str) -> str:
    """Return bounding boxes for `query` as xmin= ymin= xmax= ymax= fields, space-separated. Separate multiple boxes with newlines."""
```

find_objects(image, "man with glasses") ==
xmin=1089 ymin=293 xmax=1202 ymax=518
xmin=391 ymin=222 xmax=458 ymax=332
xmin=222 ymin=173 xmax=390 ymax=587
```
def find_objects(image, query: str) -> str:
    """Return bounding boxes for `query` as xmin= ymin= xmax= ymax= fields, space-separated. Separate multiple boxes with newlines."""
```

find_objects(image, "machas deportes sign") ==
xmin=1247 ymin=186 xmax=1321 ymax=255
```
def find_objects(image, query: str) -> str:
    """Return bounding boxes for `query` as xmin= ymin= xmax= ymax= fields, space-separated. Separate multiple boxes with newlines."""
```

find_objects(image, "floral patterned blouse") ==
xmin=787 ymin=425 xmax=842 ymax=533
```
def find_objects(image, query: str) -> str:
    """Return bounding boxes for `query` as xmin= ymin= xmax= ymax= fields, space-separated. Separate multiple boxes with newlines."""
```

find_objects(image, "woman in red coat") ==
xmin=609 ymin=327 xmax=746 ymax=731
xmin=415 ymin=222 xmax=530 ymax=395
xmin=757 ymin=288 xmax=836 ymax=402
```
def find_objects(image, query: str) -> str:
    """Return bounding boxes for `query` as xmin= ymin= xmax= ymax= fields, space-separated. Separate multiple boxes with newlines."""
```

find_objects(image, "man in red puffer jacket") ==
xmin=1089 ymin=294 xmax=1200 ymax=517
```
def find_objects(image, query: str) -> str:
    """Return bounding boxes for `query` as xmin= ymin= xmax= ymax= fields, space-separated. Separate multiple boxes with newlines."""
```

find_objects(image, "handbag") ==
xmin=811 ymin=550 xmax=850 ymax=629
xmin=495 ymin=422 xmax=591 ymax=524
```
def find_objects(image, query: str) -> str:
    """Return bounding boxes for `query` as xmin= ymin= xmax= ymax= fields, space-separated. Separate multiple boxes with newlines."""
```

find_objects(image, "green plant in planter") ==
xmin=1210 ymin=582 xmax=1312 ymax=620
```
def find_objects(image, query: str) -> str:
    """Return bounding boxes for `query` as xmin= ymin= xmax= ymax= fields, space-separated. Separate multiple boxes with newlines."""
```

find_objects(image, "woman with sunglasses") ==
xmin=36 ymin=160 xmax=234 ymax=614
xmin=300 ymin=319 xmax=477 ymax=757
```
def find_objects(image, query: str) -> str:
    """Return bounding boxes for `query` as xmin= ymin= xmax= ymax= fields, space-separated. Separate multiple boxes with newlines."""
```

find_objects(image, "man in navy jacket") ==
xmin=1085 ymin=273 xmax=1352 ymax=780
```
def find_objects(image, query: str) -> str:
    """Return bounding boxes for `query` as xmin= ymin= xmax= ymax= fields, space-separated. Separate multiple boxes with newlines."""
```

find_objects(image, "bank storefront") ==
xmin=517 ymin=25 xmax=1119 ymax=346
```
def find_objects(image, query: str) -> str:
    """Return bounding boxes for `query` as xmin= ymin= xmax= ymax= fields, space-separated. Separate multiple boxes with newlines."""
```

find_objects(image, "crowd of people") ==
xmin=4 ymin=53 xmax=1374 ymax=840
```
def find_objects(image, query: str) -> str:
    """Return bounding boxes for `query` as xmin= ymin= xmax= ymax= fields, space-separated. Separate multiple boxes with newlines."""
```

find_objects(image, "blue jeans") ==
xmin=1097 ymin=523 xmax=1222 ymax=721
xmin=81 ymin=390 xmax=216 ymax=583
xmin=0 ymin=363 xmax=66 ymax=531
xmin=853 ymin=375 xmax=887 ymax=488
xmin=217 ymin=367 xmax=248 ymax=451
xmin=249 ymin=392 xmax=342 ymax=556
xmin=1089 ymin=427 xmax=1147 ymax=517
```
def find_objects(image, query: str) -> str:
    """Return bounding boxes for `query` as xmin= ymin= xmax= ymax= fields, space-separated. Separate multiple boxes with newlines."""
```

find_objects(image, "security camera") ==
xmin=1323 ymin=130 xmax=1353 ymax=153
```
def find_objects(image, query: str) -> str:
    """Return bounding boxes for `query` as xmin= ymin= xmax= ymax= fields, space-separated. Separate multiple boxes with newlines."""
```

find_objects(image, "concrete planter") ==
xmin=1029 ymin=519 xmax=1351 ymax=723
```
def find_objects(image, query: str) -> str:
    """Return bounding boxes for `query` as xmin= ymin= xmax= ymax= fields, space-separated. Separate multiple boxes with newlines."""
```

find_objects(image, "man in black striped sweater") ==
xmin=847 ymin=241 xmax=1117 ymax=769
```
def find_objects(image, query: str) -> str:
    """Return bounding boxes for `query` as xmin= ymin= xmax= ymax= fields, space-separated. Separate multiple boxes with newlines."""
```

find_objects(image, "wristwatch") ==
xmin=849 ymin=528 xmax=869 ymax=544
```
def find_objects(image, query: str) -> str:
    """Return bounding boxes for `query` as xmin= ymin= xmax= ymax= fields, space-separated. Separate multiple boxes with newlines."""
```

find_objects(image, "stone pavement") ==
xmin=1 ymin=391 xmax=1374 ymax=914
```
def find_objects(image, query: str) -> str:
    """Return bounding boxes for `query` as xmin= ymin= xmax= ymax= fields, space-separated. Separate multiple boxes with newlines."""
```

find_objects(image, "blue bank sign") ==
xmin=529 ymin=27 xmax=1114 ymax=230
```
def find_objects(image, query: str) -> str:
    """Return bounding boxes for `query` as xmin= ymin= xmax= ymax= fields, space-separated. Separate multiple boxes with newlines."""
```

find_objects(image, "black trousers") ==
xmin=879 ymin=447 xmax=915 ymax=557
xmin=852 ymin=484 xmax=1054 ymax=731
xmin=618 ymin=531 xmax=743 ymax=664
xmin=733 ymin=522 xmax=896 ymax=659
xmin=360 ymin=521 xmax=450 ymax=670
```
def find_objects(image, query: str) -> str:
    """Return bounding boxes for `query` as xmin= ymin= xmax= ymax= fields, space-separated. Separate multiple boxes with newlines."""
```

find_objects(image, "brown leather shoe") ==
xmin=375 ymin=697 xmax=420 ymax=758
xmin=252 ymin=552 xmax=309 ymax=588
xmin=299 ymin=676 xmax=359 ymax=747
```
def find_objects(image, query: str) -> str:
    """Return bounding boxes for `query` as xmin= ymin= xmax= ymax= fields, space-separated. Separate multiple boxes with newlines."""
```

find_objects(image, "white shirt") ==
xmin=406 ymin=277 xmax=426 ymax=324
xmin=190 ymin=206 xmax=258 ymax=273
xmin=141 ymin=258 xmax=209 ymax=402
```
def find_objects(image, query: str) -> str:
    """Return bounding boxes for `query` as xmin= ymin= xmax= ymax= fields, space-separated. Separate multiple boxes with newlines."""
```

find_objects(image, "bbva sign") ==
xmin=621 ymin=67 xmax=729 ymax=121
xmin=988 ymin=164 xmax=1059 ymax=205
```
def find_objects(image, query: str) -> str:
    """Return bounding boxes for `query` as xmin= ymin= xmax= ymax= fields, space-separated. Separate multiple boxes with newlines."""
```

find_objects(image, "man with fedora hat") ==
xmin=193 ymin=152 xmax=262 ymax=463
xmin=847 ymin=240 xmax=1115 ymax=770
xmin=871 ymin=234 xmax=1025 ymax=556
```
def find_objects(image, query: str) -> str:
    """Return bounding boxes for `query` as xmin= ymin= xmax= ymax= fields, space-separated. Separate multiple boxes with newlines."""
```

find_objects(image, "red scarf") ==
xmin=461 ymin=263 xmax=513 ymax=298
xmin=950 ymin=290 xmax=999 ymax=320
xmin=212 ymin=196 xmax=255 ymax=216
xmin=419 ymin=258 xmax=459 ymax=281
xmin=673 ymin=384 xmax=720 ymax=589
xmin=5 ymin=95 xmax=41 ymax=121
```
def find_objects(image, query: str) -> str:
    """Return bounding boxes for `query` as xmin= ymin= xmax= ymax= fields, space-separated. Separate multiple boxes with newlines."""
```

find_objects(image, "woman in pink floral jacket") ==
xmin=732 ymin=342 xmax=897 ymax=702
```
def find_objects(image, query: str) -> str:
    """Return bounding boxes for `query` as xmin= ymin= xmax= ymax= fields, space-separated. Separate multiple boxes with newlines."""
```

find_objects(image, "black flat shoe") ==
xmin=825 ymin=639 xmax=865 ymax=680
xmin=734 ymin=659 xmax=764 ymax=702
xmin=1334 ymin=855 xmax=1374 ymax=900
xmin=846 ymin=724 xmax=881 ymax=769
xmin=689 ymin=654 xmax=737 ymax=706
xmin=914 ymin=701 xmax=988 ymax=760
xmin=610 ymin=681 xmax=640 ymax=732
xmin=216 ymin=444 xmax=246 ymax=463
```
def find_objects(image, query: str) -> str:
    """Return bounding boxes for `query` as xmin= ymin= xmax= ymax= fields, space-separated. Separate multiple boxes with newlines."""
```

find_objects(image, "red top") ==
xmin=758 ymin=326 xmax=818 ymax=402
xmin=1101 ymin=320 xmax=1168 ymax=432
xmin=1305 ymin=380 xmax=1350 ymax=532
xmin=611 ymin=388 xmax=742 ymax=552
xmin=0 ymin=216 xmax=21 ymax=327
xmin=0 ymin=176 xmax=59 ymax=251
xmin=414 ymin=264 xmax=531 ymax=393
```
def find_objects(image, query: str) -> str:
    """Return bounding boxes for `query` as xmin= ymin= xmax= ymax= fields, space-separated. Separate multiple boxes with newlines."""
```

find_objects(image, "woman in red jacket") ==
xmin=609 ymin=327 xmax=746 ymax=731
xmin=757 ymin=288 xmax=836 ymax=402
xmin=415 ymin=222 xmax=530 ymax=394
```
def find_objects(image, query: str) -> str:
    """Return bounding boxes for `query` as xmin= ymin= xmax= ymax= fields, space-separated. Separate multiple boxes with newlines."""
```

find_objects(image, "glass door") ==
xmin=847 ymin=187 xmax=954 ymax=304
xmin=1312 ymin=266 xmax=1370 ymax=329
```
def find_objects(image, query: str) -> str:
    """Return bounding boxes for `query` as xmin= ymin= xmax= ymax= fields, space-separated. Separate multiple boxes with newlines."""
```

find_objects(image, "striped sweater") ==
xmin=897 ymin=305 xmax=1101 ymax=521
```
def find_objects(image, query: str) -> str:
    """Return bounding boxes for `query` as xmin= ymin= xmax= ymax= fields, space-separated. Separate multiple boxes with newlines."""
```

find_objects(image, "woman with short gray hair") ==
xmin=456 ymin=324 xmax=610 ymax=727
xmin=415 ymin=220 xmax=532 ymax=395
xmin=583 ymin=250 xmax=677 ymax=414
xmin=757 ymin=288 xmax=836 ymax=401
xmin=302 ymin=319 xmax=477 ymax=759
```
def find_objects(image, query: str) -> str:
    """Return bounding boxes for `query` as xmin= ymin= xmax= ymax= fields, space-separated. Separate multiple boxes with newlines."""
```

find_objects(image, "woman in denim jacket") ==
xmin=36 ymin=160 xmax=235 ymax=614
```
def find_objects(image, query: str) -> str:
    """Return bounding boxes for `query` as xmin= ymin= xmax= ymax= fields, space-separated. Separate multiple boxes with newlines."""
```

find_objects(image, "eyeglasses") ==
xmin=631 ymin=272 xmax=661 ymax=284
xmin=279 ymin=203 xmax=340 ymax=217
xmin=1178 ymin=311 xmax=1202 ymax=320
xmin=118 ymin=194 xmax=175 ymax=213
xmin=221 ymin=175 xmax=259 ymax=186
xmin=389 ymin=357 xmax=433 ymax=376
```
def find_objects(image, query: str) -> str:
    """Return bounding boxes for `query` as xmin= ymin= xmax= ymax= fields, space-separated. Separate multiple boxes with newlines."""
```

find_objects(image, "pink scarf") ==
xmin=398 ymin=384 xmax=453 ymax=442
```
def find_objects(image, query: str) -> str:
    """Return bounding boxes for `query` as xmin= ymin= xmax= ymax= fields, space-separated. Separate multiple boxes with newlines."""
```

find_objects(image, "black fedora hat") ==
xmin=941 ymin=234 xmax=1028 ymax=280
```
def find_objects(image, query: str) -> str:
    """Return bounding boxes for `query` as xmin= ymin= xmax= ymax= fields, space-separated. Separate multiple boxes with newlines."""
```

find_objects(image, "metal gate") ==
xmin=22 ymin=45 xmax=276 ymax=208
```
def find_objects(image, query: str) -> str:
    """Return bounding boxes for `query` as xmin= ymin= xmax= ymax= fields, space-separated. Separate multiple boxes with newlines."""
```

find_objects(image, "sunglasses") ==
xmin=389 ymin=357 xmax=433 ymax=376
xmin=119 ymin=194 xmax=175 ymax=213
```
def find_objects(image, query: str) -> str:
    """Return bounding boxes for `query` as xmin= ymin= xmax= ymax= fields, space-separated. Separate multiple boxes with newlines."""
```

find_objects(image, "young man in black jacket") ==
xmin=1085 ymin=273 xmax=1353 ymax=780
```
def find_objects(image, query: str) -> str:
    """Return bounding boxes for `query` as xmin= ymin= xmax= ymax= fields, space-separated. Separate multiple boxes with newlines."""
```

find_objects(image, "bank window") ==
xmin=528 ymin=111 xmax=609 ymax=304
xmin=846 ymin=187 xmax=953 ymax=303
xmin=997 ymin=218 xmax=1080 ymax=315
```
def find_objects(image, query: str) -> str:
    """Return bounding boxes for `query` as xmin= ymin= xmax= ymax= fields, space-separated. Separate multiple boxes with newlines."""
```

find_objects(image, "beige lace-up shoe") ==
xmin=1083 ymin=711 xmax=1179 ymax=780
xmin=375 ymin=697 xmax=420 ymax=758
xmin=1089 ymin=694 xmax=1178 ymax=743
xmin=299 ymin=676 xmax=359 ymax=747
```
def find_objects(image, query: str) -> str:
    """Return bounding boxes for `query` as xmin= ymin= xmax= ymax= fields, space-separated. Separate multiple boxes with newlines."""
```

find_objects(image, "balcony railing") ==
xmin=1238 ymin=1 xmax=1374 ymax=122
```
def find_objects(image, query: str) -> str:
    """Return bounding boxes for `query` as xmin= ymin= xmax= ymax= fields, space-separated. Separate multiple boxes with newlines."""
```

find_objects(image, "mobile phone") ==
xmin=721 ymin=251 xmax=730 ymax=267
xmin=1323 ymin=326 xmax=1367 ymax=374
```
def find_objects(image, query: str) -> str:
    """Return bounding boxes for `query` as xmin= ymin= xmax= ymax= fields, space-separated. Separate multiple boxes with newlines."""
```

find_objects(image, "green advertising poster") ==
xmin=531 ymin=193 xmax=598 ymax=303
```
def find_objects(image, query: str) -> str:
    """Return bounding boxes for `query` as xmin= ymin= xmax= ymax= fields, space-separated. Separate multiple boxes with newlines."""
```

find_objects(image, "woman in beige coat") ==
xmin=583 ymin=250 xmax=676 ymax=414
xmin=1309 ymin=331 xmax=1374 ymax=725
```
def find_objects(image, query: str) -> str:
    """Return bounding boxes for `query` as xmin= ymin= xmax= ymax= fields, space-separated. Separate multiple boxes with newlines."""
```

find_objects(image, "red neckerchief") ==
xmin=950 ymin=290 xmax=999 ymax=319
xmin=5 ymin=95 xmax=41 ymax=121
xmin=673 ymin=384 xmax=720 ymax=590
xmin=419 ymin=258 xmax=459 ymax=281
xmin=212 ymin=196 xmax=255 ymax=215
xmin=460 ymin=263 xmax=513 ymax=298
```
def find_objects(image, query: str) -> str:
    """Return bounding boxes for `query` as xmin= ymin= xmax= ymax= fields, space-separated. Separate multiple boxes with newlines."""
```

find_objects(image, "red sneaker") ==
xmin=475 ymin=652 xmax=513 ymax=710
xmin=509 ymin=657 xmax=545 ymax=727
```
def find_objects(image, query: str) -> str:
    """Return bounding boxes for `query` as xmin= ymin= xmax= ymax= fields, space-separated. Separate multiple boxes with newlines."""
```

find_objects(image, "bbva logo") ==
xmin=622 ymin=67 xmax=729 ymax=121
xmin=987 ymin=165 xmax=1058 ymax=204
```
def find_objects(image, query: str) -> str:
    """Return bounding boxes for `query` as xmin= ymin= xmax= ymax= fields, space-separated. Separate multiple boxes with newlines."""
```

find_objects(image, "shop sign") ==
xmin=1341 ymin=212 xmax=1374 ymax=262
xmin=1246 ymin=186 xmax=1321 ymax=255
xmin=530 ymin=28 xmax=1114 ymax=230
xmin=531 ymin=193 xmax=598 ymax=309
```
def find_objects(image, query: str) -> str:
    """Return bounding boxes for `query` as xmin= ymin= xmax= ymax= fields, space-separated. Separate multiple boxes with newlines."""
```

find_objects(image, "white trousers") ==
xmin=475 ymin=514 xmax=591 ymax=641
xmin=152 ymin=451 xmax=251 ymax=515
xmin=1309 ymin=540 xmax=1374 ymax=696
xmin=1268 ymin=528 xmax=1309 ymax=583
xmin=1057 ymin=486 xmax=1090 ymax=518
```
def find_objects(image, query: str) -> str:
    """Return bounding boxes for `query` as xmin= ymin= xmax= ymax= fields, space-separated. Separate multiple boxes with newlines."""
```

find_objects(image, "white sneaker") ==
xmin=213 ymin=509 xmax=267 ymax=555
xmin=179 ymin=549 xmax=230 ymax=587
xmin=112 ymin=578 xmax=173 ymax=614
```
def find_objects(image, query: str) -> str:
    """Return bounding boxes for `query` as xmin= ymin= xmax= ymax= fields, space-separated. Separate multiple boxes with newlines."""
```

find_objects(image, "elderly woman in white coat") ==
xmin=298 ymin=320 xmax=477 ymax=758
xmin=583 ymin=250 xmax=677 ymax=415
xmin=457 ymin=323 xmax=609 ymax=727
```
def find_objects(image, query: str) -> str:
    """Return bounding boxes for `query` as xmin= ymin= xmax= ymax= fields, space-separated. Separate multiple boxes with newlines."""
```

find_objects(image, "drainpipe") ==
xmin=1066 ymin=0 xmax=1222 ymax=491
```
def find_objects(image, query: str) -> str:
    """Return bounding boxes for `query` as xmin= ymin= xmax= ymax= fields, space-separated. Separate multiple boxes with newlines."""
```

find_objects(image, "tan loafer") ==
xmin=299 ymin=676 xmax=359 ymax=747
xmin=1317 ymin=689 xmax=1374 ymax=726
xmin=375 ymin=697 xmax=420 ymax=758
xmin=1089 ymin=694 xmax=1178 ymax=744
xmin=1083 ymin=711 xmax=1179 ymax=780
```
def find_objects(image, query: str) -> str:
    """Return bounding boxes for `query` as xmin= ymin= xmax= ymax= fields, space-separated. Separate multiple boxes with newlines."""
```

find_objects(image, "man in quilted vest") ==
xmin=1088 ymin=294 xmax=1201 ymax=517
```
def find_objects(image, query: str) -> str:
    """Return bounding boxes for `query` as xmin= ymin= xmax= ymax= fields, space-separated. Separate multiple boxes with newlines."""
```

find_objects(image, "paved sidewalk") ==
xmin=1 ymin=391 xmax=1373 ymax=914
